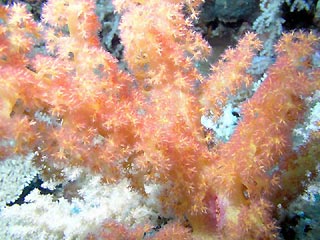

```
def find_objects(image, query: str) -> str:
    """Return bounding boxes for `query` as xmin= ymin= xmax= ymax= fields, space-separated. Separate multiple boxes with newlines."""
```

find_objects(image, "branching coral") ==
xmin=201 ymin=31 xmax=320 ymax=239
xmin=0 ymin=0 xmax=319 ymax=239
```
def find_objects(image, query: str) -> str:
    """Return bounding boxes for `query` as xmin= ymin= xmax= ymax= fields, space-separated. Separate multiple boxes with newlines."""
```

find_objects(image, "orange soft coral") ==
xmin=42 ymin=0 xmax=100 ymax=47
xmin=116 ymin=0 xmax=210 ymax=88
xmin=202 ymin=32 xmax=320 ymax=239
xmin=201 ymin=32 xmax=262 ymax=118
xmin=0 ymin=1 xmax=319 ymax=239
xmin=0 ymin=3 xmax=40 ymax=66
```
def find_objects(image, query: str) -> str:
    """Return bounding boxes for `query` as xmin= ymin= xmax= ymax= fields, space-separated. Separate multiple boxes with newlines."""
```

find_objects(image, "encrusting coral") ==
xmin=0 ymin=0 xmax=319 ymax=239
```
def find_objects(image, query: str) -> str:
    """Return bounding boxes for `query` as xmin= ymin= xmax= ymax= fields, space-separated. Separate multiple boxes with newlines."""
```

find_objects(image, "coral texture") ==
xmin=0 ymin=0 xmax=319 ymax=239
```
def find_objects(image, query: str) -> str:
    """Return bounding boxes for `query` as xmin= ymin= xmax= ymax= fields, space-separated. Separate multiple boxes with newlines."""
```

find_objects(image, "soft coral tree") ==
xmin=114 ymin=0 xmax=215 ymax=216
xmin=0 ymin=0 xmax=320 ymax=239
xmin=114 ymin=0 xmax=209 ymax=88
xmin=201 ymin=32 xmax=262 ymax=118
xmin=0 ymin=1 xmax=143 ymax=183
xmin=201 ymin=32 xmax=320 ymax=239
xmin=0 ymin=3 xmax=41 ymax=157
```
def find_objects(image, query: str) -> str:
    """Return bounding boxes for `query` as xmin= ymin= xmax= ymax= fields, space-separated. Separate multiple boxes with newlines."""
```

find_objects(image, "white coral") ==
xmin=0 ymin=153 xmax=39 ymax=207
xmin=0 ymin=166 xmax=159 ymax=240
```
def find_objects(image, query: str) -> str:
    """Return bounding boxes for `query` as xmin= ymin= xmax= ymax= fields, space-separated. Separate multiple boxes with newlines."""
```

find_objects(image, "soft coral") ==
xmin=202 ymin=32 xmax=320 ymax=239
